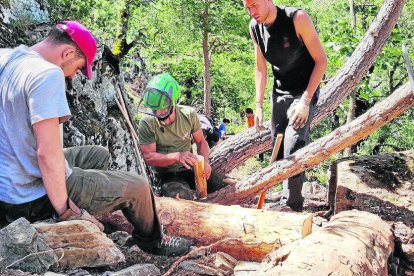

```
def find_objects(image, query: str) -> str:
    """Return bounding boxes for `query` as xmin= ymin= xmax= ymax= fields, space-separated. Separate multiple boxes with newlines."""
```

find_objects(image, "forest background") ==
xmin=31 ymin=0 xmax=414 ymax=184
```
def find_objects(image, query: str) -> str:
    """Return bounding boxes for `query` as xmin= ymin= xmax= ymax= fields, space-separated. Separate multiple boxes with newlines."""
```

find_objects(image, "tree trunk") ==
xmin=209 ymin=0 xmax=406 ymax=175
xmin=343 ymin=90 xmax=356 ymax=156
xmin=258 ymin=210 xmax=394 ymax=275
xmin=113 ymin=0 xmax=132 ymax=59
xmin=208 ymin=82 xmax=414 ymax=204
xmin=202 ymin=1 xmax=212 ymax=117
xmin=99 ymin=197 xmax=313 ymax=262
xmin=344 ymin=0 xmax=357 ymax=156
xmin=333 ymin=150 xmax=414 ymax=265
xmin=349 ymin=0 xmax=356 ymax=29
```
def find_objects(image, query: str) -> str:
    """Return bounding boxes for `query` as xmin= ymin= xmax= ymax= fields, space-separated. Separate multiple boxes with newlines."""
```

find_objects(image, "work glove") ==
xmin=255 ymin=104 xmax=266 ymax=132
xmin=55 ymin=198 xmax=104 ymax=231
xmin=288 ymin=93 xmax=311 ymax=129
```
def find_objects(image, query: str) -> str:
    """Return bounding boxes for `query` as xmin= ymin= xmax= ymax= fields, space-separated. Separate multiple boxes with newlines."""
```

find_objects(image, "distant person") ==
xmin=245 ymin=108 xmax=255 ymax=128
xmin=198 ymin=114 xmax=220 ymax=148
xmin=243 ymin=0 xmax=327 ymax=211
xmin=245 ymin=107 xmax=264 ymax=161
xmin=218 ymin=118 xmax=230 ymax=139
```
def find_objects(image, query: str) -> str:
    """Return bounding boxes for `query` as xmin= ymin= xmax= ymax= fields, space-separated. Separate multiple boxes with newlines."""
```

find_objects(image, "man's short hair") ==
xmin=245 ymin=108 xmax=253 ymax=114
xmin=223 ymin=118 xmax=230 ymax=123
xmin=46 ymin=26 xmax=85 ymax=58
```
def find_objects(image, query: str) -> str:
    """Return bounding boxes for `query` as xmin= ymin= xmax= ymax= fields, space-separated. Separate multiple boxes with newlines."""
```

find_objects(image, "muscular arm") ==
xmin=193 ymin=129 xmax=209 ymax=164
xmin=193 ymin=128 xmax=211 ymax=179
xmin=294 ymin=10 xmax=327 ymax=98
xmin=33 ymin=118 xmax=68 ymax=215
xmin=249 ymin=27 xmax=268 ymax=106
xmin=140 ymin=143 xmax=180 ymax=167
xmin=140 ymin=143 xmax=198 ymax=170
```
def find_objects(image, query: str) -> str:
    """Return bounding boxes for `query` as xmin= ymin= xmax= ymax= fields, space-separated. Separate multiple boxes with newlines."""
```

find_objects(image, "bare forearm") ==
xmin=304 ymin=60 xmax=327 ymax=98
xmin=196 ymin=140 xmax=210 ymax=165
xmin=255 ymin=68 xmax=267 ymax=105
xmin=37 ymin=149 xmax=68 ymax=215
xmin=144 ymin=151 xmax=180 ymax=167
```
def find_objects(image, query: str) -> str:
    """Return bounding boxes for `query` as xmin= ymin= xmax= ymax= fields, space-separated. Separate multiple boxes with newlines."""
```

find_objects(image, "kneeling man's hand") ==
xmin=177 ymin=151 xmax=198 ymax=169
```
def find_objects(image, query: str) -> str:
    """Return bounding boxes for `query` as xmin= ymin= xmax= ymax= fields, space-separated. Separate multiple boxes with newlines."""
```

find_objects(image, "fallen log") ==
xmin=208 ymin=82 xmax=414 ymax=205
xmin=333 ymin=151 xmax=414 ymax=266
xmin=99 ymin=197 xmax=313 ymax=262
xmin=258 ymin=210 xmax=394 ymax=275
xmin=209 ymin=0 xmax=406 ymax=175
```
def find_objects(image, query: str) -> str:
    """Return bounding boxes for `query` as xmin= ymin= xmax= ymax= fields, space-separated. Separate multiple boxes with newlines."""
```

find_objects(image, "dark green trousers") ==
xmin=0 ymin=146 xmax=162 ymax=242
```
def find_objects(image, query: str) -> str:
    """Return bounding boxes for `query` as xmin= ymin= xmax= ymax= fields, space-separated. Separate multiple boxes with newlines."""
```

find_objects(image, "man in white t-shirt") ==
xmin=0 ymin=21 xmax=189 ymax=257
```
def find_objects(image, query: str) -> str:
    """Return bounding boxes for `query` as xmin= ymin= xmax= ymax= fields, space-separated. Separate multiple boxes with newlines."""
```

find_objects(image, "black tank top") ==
xmin=250 ymin=6 xmax=315 ymax=96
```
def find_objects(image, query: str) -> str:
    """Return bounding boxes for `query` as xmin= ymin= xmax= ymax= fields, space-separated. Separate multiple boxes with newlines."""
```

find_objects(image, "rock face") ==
xmin=102 ymin=264 xmax=161 ymax=276
xmin=34 ymin=220 xmax=125 ymax=268
xmin=64 ymin=67 xmax=140 ymax=172
xmin=0 ymin=218 xmax=58 ymax=273
xmin=1 ymin=0 xmax=49 ymax=25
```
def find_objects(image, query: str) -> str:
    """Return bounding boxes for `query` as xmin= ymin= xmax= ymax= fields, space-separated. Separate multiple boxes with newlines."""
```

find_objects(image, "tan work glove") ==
xmin=56 ymin=198 xmax=104 ymax=231
xmin=255 ymin=104 xmax=266 ymax=132
xmin=288 ymin=93 xmax=312 ymax=129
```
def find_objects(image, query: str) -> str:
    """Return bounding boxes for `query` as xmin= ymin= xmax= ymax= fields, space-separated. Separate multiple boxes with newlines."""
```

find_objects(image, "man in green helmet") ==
xmin=138 ymin=73 xmax=212 ymax=199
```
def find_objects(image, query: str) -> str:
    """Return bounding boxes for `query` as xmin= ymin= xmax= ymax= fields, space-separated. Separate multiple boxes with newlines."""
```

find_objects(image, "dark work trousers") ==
xmin=157 ymin=169 xmax=221 ymax=200
xmin=270 ymin=90 xmax=318 ymax=208
xmin=157 ymin=170 xmax=196 ymax=200
xmin=0 ymin=145 xmax=162 ymax=243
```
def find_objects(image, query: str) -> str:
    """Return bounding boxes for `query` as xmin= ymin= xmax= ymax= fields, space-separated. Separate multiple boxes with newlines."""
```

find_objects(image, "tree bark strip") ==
xmin=209 ymin=0 xmax=406 ymax=175
xmin=157 ymin=197 xmax=313 ymax=261
xmin=98 ymin=197 xmax=313 ymax=262
xmin=258 ymin=210 xmax=394 ymax=275
xmin=208 ymin=82 xmax=414 ymax=204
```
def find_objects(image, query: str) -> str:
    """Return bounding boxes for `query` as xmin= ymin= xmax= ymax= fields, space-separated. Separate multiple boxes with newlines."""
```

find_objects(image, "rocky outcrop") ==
xmin=0 ymin=218 xmax=58 ymax=273
xmin=34 ymin=220 xmax=125 ymax=268
xmin=103 ymin=264 xmax=161 ymax=276
xmin=0 ymin=0 xmax=49 ymax=25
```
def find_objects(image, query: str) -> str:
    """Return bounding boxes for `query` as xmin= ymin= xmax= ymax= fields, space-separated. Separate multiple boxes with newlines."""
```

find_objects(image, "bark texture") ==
xmin=258 ymin=210 xmax=394 ymax=275
xmin=158 ymin=197 xmax=313 ymax=261
xmin=208 ymin=82 xmax=414 ymax=204
xmin=99 ymin=197 xmax=313 ymax=262
xmin=209 ymin=0 xmax=406 ymax=175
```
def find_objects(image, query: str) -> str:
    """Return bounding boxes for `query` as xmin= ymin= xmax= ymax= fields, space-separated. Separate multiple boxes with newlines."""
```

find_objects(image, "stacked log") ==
xmin=258 ymin=210 xmax=394 ymax=275
xmin=333 ymin=151 xmax=414 ymax=266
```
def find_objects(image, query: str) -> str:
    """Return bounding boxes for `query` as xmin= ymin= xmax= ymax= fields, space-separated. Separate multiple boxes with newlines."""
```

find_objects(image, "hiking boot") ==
xmin=270 ymin=203 xmax=293 ymax=212
xmin=131 ymin=234 xmax=190 ymax=257
xmin=271 ymin=201 xmax=304 ymax=212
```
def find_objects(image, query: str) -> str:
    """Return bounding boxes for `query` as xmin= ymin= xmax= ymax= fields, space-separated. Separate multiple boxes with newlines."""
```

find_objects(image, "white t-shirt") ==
xmin=0 ymin=45 xmax=72 ymax=204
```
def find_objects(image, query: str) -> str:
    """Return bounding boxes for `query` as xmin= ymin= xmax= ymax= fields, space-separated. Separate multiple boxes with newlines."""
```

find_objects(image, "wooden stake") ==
xmin=257 ymin=133 xmax=283 ymax=209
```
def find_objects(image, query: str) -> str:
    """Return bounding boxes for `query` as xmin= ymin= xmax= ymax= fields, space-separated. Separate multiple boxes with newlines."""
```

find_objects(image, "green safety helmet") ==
xmin=142 ymin=73 xmax=181 ymax=120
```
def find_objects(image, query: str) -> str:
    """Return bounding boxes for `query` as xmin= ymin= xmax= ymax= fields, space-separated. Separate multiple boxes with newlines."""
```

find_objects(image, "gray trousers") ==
xmin=270 ymin=92 xmax=317 ymax=207
xmin=0 ymin=146 xmax=162 ymax=242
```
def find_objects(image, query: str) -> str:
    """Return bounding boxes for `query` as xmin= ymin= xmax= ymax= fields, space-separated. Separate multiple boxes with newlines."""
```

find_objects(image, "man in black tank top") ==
xmin=243 ymin=0 xmax=327 ymax=211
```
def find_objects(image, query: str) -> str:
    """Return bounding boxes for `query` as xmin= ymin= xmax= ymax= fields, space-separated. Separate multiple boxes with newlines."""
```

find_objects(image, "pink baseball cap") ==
xmin=57 ymin=21 xmax=96 ymax=79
